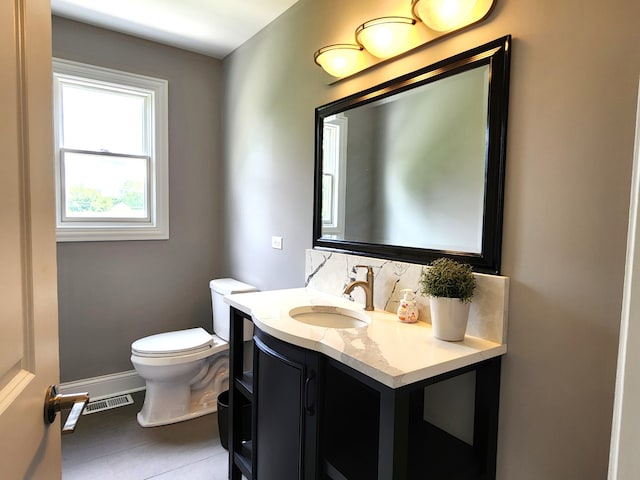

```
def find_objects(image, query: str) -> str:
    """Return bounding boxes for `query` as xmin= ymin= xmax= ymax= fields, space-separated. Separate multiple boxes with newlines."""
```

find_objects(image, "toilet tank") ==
xmin=210 ymin=278 xmax=258 ymax=342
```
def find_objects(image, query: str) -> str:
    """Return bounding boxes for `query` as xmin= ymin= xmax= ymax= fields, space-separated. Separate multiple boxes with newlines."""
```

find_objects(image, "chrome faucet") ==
xmin=343 ymin=265 xmax=375 ymax=311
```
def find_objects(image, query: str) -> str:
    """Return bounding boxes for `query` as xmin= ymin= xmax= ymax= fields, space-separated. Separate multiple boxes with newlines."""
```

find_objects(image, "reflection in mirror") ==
xmin=322 ymin=65 xmax=489 ymax=253
xmin=314 ymin=36 xmax=511 ymax=273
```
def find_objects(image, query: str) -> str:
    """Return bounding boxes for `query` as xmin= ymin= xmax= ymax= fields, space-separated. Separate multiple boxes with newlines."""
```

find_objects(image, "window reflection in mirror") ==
xmin=321 ymin=114 xmax=348 ymax=237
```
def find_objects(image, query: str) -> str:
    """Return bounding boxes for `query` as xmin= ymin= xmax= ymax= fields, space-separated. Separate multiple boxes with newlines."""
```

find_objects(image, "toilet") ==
xmin=131 ymin=278 xmax=257 ymax=427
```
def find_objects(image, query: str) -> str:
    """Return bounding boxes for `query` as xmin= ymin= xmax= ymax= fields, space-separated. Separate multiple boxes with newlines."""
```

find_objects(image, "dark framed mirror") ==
xmin=313 ymin=35 xmax=511 ymax=274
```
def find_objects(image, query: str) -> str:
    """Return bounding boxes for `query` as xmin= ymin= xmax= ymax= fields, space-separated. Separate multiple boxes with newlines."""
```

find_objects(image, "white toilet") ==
xmin=130 ymin=278 xmax=257 ymax=427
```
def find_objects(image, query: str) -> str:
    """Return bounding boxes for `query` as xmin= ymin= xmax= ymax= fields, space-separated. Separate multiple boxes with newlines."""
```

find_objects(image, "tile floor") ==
xmin=62 ymin=391 xmax=229 ymax=479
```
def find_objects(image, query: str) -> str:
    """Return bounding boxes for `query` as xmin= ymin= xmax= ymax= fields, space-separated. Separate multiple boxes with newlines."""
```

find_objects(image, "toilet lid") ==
xmin=131 ymin=328 xmax=213 ymax=357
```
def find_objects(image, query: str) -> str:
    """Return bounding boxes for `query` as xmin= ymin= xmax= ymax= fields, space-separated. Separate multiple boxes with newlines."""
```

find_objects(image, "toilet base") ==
xmin=137 ymin=403 xmax=218 ymax=428
xmin=134 ymin=351 xmax=229 ymax=428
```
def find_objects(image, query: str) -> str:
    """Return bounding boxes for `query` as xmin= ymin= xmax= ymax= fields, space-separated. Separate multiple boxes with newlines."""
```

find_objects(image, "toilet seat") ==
xmin=132 ymin=327 xmax=213 ymax=358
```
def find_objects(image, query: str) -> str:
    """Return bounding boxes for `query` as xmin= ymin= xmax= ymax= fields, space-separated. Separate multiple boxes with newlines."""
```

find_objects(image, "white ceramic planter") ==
xmin=429 ymin=297 xmax=471 ymax=341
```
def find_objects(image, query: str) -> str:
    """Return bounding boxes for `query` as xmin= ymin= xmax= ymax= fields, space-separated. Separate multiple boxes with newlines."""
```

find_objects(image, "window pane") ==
xmin=62 ymin=152 xmax=148 ymax=219
xmin=61 ymin=83 xmax=146 ymax=154
xmin=322 ymin=173 xmax=334 ymax=225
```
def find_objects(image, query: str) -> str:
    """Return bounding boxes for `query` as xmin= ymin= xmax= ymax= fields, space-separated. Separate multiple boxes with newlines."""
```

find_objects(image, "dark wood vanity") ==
xmin=228 ymin=306 xmax=502 ymax=480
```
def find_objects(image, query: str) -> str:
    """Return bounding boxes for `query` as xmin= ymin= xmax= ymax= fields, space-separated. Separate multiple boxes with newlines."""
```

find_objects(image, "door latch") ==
xmin=44 ymin=385 xmax=90 ymax=434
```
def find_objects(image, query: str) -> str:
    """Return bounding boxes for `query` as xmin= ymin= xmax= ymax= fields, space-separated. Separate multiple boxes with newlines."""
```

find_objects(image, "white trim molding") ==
xmin=609 ymin=78 xmax=640 ymax=479
xmin=59 ymin=370 xmax=145 ymax=401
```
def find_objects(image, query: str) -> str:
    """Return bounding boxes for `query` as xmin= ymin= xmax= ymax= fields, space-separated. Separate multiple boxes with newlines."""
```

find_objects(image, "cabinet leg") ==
xmin=378 ymin=389 xmax=410 ymax=480
xmin=473 ymin=357 xmax=501 ymax=479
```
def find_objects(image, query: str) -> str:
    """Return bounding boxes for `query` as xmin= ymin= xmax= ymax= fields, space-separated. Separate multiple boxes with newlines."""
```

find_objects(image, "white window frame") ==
xmin=321 ymin=114 xmax=348 ymax=238
xmin=52 ymin=58 xmax=169 ymax=241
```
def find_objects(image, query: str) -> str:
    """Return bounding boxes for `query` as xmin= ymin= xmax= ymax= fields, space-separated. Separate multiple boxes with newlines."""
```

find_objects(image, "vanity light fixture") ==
xmin=313 ymin=44 xmax=364 ymax=78
xmin=313 ymin=0 xmax=495 ymax=79
xmin=355 ymin=16 xmax=416 ymax=59
xmin=411 ymin=0 xmax=478 ymax=32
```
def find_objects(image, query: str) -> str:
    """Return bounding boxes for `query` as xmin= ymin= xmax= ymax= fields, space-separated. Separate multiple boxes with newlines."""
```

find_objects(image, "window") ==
xmin=52 ymin=59 xmax=169 ymax=241
xmin=321 ymin=114 xmax=348 ymax=238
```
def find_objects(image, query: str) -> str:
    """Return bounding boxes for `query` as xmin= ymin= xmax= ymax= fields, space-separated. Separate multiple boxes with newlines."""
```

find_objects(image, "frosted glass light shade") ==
xmin=355 ymin=17 xmax=416 ymax=59
xmin=313 ymin=44 xmax=364 ymax=78
xmin=412 ymin=0 xmax=478 ymax=32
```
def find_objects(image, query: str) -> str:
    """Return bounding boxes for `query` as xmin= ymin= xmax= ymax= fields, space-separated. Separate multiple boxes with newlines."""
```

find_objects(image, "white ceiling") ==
xmin=51 ymin=0 xmax=299 ymax=59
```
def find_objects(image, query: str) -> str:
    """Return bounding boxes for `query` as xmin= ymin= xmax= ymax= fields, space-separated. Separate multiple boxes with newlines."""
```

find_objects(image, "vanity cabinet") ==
xmin=227 ymin=294 xmax=505 ymax=480
xmin=253 ymin=327 xmax=320 ymax=479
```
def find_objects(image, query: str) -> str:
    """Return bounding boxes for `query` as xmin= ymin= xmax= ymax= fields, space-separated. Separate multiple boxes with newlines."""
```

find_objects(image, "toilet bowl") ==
xmin=131 ymin=278 xmax=257 ymax=427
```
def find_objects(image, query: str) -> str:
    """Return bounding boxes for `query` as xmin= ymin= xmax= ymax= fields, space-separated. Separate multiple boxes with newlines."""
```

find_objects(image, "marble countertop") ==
xmin=225 ymin=288 xmax=507 ymax=389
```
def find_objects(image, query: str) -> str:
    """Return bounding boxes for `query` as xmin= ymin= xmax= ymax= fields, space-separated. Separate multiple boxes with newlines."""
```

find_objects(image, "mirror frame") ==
xmin=313 ymin=35 xmax=511 ymax=274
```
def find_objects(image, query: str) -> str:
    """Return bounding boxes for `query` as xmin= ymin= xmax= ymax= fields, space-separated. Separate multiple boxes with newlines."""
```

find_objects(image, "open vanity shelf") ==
xmin=228 ymin=308 xmax=254 ymax=479
xmin=321 ymin=357 xmax=501 ymax=479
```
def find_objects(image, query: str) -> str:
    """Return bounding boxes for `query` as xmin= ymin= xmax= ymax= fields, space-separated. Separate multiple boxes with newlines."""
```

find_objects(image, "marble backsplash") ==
xmin=305 ymin=249 xmax=509 ymax=345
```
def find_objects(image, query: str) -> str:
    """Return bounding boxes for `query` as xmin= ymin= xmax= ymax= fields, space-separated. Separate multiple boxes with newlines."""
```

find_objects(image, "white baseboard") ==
xmin=59 ymin=370 xmax=145 ymax=401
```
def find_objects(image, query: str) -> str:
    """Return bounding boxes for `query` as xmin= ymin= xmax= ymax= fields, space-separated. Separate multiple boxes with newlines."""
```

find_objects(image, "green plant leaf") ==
xmin=419 ymin=257 xmax=476 ymax=303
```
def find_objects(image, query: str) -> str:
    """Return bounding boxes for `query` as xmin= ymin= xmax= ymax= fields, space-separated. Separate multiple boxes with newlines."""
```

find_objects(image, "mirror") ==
xmin=313 ymin=36 xmax=511 ymax=274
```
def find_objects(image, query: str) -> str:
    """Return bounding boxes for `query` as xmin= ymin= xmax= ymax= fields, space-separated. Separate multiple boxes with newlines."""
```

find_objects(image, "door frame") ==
xmin=608 ymin=78 xmax=640 ymax=478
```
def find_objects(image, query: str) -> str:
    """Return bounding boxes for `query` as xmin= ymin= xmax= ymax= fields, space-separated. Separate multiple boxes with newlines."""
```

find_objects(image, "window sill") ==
xmin=56 ymin=225 xmax=169 ymax=242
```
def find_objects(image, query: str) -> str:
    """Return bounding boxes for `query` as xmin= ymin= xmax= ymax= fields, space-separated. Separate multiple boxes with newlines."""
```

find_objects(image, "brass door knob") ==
xmin=44 ymin=385 xmax=90 ymax=434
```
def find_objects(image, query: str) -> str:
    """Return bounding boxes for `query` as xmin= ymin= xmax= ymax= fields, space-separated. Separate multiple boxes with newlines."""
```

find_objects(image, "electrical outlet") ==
xmin=271 ymin=236 xmax=283 ymax=250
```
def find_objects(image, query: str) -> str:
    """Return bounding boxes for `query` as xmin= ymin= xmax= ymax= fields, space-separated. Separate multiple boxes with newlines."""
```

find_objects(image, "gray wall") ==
xmin=223 ymin=0 xmax=640 ymax=478
xmin=52 ymin=17 xmax=225 ymax=382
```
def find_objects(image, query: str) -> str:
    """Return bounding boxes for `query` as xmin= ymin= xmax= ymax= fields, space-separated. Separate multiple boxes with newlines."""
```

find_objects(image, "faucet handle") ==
xmin=354 ymin=265 xmax=374 ymax=275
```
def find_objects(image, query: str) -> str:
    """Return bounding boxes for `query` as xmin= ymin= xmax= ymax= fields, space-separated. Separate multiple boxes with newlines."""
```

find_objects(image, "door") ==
xmin=609 ymin=79 xmax=640 ymax=479
xmin=0 ymin=0 xmax=62 ymax=478
xmin=253 ymin=329 xmax=319 ymax=479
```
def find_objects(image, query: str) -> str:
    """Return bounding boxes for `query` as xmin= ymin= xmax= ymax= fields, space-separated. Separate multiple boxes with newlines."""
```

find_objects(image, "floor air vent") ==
xmin=83 ymin=394 xmax=134 ymax=415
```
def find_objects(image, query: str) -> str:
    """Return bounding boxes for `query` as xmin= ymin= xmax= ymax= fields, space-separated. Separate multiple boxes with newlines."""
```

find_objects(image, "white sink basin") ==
xmin=289 ymin=305 xmax=369 ymax=329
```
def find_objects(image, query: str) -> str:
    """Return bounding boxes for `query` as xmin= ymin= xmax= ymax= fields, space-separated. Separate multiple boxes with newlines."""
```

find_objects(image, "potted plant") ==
xmin=419 ymin=258 xmax=476 ymax=341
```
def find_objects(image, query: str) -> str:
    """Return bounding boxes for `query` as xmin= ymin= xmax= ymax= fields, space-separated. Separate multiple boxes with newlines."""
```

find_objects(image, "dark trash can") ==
xmin=217 ymin=390 xmax=251 ymax=450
